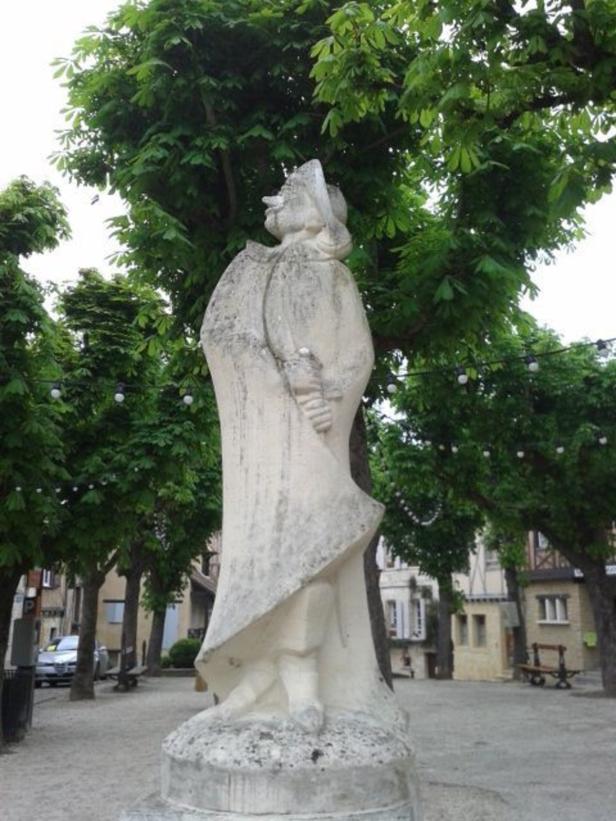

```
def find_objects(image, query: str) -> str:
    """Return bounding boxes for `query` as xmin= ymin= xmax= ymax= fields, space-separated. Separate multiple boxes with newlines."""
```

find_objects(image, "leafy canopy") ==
xmin=49 ymin=269 xmax=221 ymax=578
xmin=382 ymin=325 xmax=616 ymax=567
xmin=55 ymin=0 xmax=616 ymax=375
xmin=0 ymin=179 xmax=69 ymax=569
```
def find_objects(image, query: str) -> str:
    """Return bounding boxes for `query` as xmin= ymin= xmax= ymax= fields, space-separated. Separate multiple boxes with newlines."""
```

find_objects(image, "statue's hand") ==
xmin=284 ymin=349 xmax=332 ymax=434
xmin=297 ymin=393 xmax=333 ymax=434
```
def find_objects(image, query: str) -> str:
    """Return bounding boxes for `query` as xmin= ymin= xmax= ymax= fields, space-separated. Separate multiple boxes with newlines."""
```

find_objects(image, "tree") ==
xmin=312 ymin=0 xmax=616 ymax=353
xmin=372 ymin=428 xmax=483 ymax=677
xmin=54 ymin=0 xmax=616 ymax=679
xmin=50 ymin=270 xmax=219 ymax=698
xmin=116 ymin=369 xmax=221 ymax=681
xmin=388 ymin=326 xmax=616 ymax=694
xmin=55 ymin=0 xmax=616 ymax=352
xmin=0 ymin=177 xmax=69 ymax=741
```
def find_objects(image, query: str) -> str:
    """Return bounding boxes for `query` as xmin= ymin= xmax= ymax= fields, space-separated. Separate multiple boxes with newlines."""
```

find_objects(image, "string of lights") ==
xmin=3 ymin=338 xmax=613 ymax=403
xmin=385 ymin=337 xmax=615 ymax=394
xmin=374 ymin=409 xmax=612 ymax=458
xmin=43 ymin=379 xmax=198 ymax=406
xmin=392 ymin=493 xmax=442 ymax=527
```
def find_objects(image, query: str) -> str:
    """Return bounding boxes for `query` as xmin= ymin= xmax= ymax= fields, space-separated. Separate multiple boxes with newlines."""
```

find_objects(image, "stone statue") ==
xmin=122 ymin=160 xmax=420 ymax=821
xmin=194 ymin=158 xmax=386 ymax=732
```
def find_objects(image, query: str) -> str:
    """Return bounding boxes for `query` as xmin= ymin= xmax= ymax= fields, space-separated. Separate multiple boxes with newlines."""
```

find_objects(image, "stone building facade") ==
xmin=523 ymin=531 xmax=602 ymax=672
xmin=376 ymin=541 xmax=437 ymax=679
xmin=452 ymin=539 xmax=516 ymax=681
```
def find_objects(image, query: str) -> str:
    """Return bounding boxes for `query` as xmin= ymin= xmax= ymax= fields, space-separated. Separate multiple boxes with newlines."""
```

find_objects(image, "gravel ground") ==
xmin=1 ymin=676 xmax=614 ymax=821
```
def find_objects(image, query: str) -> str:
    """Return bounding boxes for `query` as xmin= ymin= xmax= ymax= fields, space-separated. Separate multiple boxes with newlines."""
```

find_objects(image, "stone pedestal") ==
xmin=121 ymin=710 xmax=420 ymax=821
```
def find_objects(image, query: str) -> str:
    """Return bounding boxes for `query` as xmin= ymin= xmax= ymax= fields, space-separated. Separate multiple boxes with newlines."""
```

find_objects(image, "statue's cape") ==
xmin=198 ymin=241 xmax=383 ymax=667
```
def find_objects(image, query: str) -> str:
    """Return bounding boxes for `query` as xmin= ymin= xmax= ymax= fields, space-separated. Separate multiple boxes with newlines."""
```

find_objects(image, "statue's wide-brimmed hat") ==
xmin=284 ymin=159 xmax=352 ymax=259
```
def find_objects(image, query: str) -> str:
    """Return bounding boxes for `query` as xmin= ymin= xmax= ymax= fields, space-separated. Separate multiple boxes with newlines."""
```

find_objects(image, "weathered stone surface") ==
xmin=121 ymin=796 xmax=415 ymax=821
xmin=161 ymin=712 xmax=419 ymax=816
xmin=121 ymin=160 xmax=421 ymax=820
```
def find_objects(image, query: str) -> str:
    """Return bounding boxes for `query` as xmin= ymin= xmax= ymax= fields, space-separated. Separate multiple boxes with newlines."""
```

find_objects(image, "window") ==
xmin=41 ymin=569 xmax=54 ymax=588
xmin=104 ymin=600 xmax=125 ymax=624
xmin=46 ymin=635 xmax=78 ymax=652
xmin=386 ymin=601 xmax=398 ymax=636
xmin=473 ymin=614 xmax=487 ymax=647
xmin=458 ymin=615 xmax=468 ymax=646
xmin=535 ymin=532 xmax=550 ymax=551
xmin=485 ymin=549 xmax=500 ymax=568
xmin=538 ymin=595 xmax=569 ymax=624
xmin=412 ymin=599 xmax=426 ymax=641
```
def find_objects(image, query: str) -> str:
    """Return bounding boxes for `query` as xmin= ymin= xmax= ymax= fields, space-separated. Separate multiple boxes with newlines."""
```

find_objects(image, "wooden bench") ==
xmin=518 ymin=643 xmax=580 ymax=689
xmin=107 ymin=664 xmax=148 ymax=689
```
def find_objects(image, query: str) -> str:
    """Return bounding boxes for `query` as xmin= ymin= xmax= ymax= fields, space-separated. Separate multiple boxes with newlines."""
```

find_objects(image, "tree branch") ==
xmin=201 ymin=95 xmax=238 ymax=227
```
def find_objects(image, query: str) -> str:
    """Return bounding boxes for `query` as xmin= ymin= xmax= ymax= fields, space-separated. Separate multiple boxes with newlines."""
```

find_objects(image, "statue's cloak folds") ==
xmin=197 ymin=241 xmax=383 ymax=692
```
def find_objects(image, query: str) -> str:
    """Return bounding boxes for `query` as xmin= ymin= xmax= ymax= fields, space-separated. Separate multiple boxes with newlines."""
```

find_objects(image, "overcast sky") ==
xmin=1 ymin=1 xmax=614 ymax=344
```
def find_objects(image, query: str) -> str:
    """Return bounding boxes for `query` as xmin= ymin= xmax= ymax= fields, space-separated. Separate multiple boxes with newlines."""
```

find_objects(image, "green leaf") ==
xmin=237 ymin=125 xmax=275 ymax=145
xmin=434 ymin=277 xmax=455 ymax=302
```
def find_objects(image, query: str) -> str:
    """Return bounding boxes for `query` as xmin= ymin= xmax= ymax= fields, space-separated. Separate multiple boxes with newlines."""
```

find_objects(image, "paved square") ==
xmin=1 ymin=677 xmax=613 ymax=820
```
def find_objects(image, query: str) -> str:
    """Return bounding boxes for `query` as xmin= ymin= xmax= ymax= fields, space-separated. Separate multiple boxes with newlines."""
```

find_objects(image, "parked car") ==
xmin=35 ymin=636 xmax=110 ymax=687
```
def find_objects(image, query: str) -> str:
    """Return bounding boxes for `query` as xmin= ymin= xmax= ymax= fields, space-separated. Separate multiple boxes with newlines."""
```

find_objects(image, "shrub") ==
xmin=160 ymin=654 xmax=172 ymax=669
xmin=168 ymin=638 xmax=201 ymax=669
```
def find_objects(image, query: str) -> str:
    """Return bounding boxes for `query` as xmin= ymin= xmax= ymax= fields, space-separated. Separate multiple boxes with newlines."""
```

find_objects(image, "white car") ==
xmin=35 ymin=635 xmax=110 ymax=686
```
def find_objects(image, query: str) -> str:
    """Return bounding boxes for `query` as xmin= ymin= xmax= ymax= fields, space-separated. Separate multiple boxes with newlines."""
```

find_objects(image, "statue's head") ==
xmin=263 ymin=160 xmax=352 ymax=260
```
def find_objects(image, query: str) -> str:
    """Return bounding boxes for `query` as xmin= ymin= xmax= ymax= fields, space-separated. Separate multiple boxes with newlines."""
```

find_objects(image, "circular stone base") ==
xmin=121 ymin=794 xmax=415 ymax=821
xmin=160 ymin=710 xmax=419 ymax=819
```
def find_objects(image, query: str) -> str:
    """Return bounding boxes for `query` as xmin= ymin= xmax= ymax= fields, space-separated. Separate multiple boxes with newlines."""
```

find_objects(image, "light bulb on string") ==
xmin=482 ymin=449 xmax=491 ymax=458
xmin=88 ymin=484 xmax=95 ymax=490
xmin=438 ymin=444 xmax=446 ymax=451
xmin=525 ymin=355 xmax=539 ymax=373
xmin=50 ymin=382 xmax=62 ymax=400
xmin=516 ymin=450 xmax=525 ymax=459
xmin=36 ymin=488 xmax=42 ymax=494
xmin=598 ymin=434 xmax=608 ymax=446
xmin=114 ymin=383 xmax=126 ymax=403
xmin=182 ymin=392 xmax=194 ymax=406
xmin=556 ymin=445 xmax=565 ymax=455
xmin=451 ymin=445 xmax=459 ymax=454
xmin=455 ymin=366 xmax=468 ymax=386
xmin=425 ymin=439 xmax=432 ymax=447
xmin=386 ymin=374 xmax=398 ymax=395
xmin=596 ymin=340 xmax=609 ymax=360
xmin=15 ymin=486 xmax=22 ymax=493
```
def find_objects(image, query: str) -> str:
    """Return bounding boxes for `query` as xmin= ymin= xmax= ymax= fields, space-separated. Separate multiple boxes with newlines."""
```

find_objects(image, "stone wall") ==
xmin=524 ymin=579 xmax=599 ymax=672
xmin=452 ymin=600 xmax=509 ymax=681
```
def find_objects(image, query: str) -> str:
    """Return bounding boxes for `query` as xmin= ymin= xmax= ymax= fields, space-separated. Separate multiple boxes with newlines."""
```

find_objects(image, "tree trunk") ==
xmin=70 ymin=567 xmax=103 ymax=701
xmin=147 ymin=607 xmax=166 ymax=676
xmin=349 ymin=408 xmax=393 ymax=688
xmin=584 ymin=564 xmax=616 ymax=697
xmin=435 ymin=575 xmax=454 ymax=679
xmin=118 ymin=560 xmax=144 ymax=687
xmin=0 ymin=566 xmax=23 ymax=748
xmin=504 ymin=565 xmax=528 ymax=679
